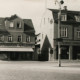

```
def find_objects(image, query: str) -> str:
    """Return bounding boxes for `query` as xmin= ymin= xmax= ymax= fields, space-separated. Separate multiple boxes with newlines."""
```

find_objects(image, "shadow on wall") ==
xmin=39 ymin=35 xmax=52 ymax=61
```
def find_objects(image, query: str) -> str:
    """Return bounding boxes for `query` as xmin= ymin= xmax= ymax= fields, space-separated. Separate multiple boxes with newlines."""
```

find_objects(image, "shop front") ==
xmin=0 ymin=47 xmax=34 ymax=60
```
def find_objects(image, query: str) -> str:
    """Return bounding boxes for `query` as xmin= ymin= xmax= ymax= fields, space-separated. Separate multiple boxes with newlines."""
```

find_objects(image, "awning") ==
xmin=0 ymin=48 xmax=33 ymax=52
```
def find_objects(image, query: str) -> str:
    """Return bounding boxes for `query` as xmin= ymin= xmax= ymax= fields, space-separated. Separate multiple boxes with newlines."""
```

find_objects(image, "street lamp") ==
xmin=55 ymin=0 xmax=64 ymax=67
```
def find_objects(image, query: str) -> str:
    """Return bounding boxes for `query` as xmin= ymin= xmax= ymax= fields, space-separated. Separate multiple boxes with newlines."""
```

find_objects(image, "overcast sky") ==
xmin=0 ymin=0 xmax=80 ymax=33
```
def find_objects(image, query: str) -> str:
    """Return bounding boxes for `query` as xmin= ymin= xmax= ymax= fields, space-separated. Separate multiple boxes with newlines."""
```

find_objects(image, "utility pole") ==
xmin=55 ymin=0 xmax=64 ymax=67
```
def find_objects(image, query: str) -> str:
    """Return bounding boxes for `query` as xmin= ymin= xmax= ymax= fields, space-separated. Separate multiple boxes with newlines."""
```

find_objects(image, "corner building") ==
xmin=39 ymin=7 xmax=80 ymax=60
xmin=0 ymin=14 xmax=37 ymax=60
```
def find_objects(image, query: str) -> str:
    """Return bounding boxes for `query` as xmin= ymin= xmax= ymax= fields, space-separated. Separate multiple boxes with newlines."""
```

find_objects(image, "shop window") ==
xmin=61 ymin=27 xmax=67 ymax=37
xmin=8 ymin=35 xmax=12 ymax=42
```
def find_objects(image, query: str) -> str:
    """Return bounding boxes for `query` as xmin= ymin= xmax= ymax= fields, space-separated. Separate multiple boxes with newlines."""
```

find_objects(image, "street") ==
xmin=0 ymin=60 xmax=80 ymax=80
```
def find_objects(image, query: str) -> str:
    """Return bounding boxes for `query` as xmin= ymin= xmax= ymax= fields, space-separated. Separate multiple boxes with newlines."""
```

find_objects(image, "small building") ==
xmin=36 ymin=6 xmax=80 ymax=61
xmin=0 ymin=14 xmax=38 ymax=60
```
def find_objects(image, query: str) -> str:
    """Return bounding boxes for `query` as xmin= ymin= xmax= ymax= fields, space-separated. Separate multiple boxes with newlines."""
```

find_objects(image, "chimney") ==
xmin=64 ymin=6 xmax=67 ymax=10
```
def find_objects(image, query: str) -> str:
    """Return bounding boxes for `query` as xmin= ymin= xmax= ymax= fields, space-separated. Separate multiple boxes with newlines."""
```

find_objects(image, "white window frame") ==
xmin=17 ymin=22 xmax=22 ymax=28
xmin=10 ymin=22 xmax=14 ymax=28
xmin=5 ymin=20 xmax=7 ymax=27
xmin=8 ymin=35 xmax=12 ymax=42
xmin=0 ymin=35 xmax=4 ymax=42
xmin=61 ymin=27 xmax=67 ymax=37
xmin=61 ymin=14 xmax=67 ymax=21
xmin=17 ymin=35 xmax=22 ymax=42
xmin=77 ymin=31 xmax=80 ymax=38
xmin=75 ymin=16 xmax=80 ymax=22
xmin=26 ymin=36 xmax=30 ymax=42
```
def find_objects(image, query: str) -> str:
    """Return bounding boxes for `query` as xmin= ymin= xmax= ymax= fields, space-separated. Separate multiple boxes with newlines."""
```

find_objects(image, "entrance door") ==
xmin=61 ymin=46 xmax=69 ymax=59
xmin=73 ymin=46 xmax=80 ymax=60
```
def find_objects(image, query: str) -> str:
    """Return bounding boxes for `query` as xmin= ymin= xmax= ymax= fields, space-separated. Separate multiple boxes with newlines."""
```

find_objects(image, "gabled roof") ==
xmin=49 ymin=9 xmax=80 ymax=14
xmin=49 ymin=9 xmax=80 ymax=22
xmin=0 ymin=14 xmax=35 ymax=35
xmin=23 ymin=19 xmax=34 ymax=29
xmin=23 ymin=19 xmax=35 ymax=32
xmin=4 ymin=14 xmax=34 ymax=30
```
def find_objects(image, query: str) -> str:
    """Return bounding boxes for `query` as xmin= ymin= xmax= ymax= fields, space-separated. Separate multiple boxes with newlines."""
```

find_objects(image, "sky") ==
xmin=0 ymin=0 xmax=80 ymax=33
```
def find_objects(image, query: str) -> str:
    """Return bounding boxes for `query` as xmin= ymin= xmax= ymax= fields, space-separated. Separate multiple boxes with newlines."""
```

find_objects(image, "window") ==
xmin=61 ymin=14 xmax=67 ymax=21
xmin=0 ymin=35 xmax=4 ymax=42
xmin=10 ymin=22 xmax=14 ymax=28
xmin=42 ymin=34 xmax=44 ymax=39
xmin=5 ymin=20 xmax=7 ymax=26
xmin=44 ymin=18 xmax=45 ymax=24
xmin=8 ymin=35 xmax=12 ymax=42
xmin=48 ymin=18 xmax=49 ymax=22
xmin=75 ymin=16 xmax=80 ymax=22
xmin=61 ymin=27 xmax=67 ymax=37
xmin=50 ymin=19 xmax=53 ymax=24
xmin=17 ymin=22 xmax=21 ymax=28
xmin=26 ymin=36 xmax=30 ymax=42
xmin=0 ymin=24 xmax=2 ymax=26
xmin=18 ymin=35 xmax=22 ymax=42
xmin=77 ymin=31 xmax=80 ymax=38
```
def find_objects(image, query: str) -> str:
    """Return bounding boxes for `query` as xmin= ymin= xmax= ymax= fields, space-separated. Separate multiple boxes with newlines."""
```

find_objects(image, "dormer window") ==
xmin=75 ymin=15 xmax=80 ymax=22
xmin=17 ymin=22 xmax=21 ymax=28
xmin=61 ymin=14 xmax=67 ymax=21
xmin=10 ymin=22 xmax=14 ymax=28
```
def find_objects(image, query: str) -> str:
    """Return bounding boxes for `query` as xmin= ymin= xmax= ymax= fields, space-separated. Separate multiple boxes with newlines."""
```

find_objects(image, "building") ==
xmin=36 ymin=6 xmax=80 ymax=61
xmin=0 ymin=14 xmax=38 ymax=60
xmin=35 ymin=10 xmax=54 ymax=61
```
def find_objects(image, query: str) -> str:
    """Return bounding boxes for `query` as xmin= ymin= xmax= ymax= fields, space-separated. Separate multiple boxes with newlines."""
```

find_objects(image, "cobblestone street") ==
xmin=0 ymin=60 xmax=80 ymax=80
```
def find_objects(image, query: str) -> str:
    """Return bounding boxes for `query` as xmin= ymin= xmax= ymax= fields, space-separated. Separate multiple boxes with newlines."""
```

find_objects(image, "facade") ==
xmin=35 ymin=10 xmax=54 ymax=61
xmin=36 ymin=7 xmax=80 ymax=61
xmin=0 ymin=14 xmax=38 ymax=60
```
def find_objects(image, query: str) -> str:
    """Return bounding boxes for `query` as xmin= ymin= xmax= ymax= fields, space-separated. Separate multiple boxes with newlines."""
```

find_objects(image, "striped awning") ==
xmin=0 ymin=48 xmax=33 ymax=52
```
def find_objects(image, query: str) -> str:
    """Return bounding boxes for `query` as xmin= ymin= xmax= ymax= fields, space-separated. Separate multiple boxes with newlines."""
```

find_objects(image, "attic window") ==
xmin=61 ymin=14 xmax=67 ymax=21
xmin=10 ymin=22 xmax=14 ymax=28
xmin=75 ymin=15 xmax=80 ymax=22
xmin=17 ymin=22 xmax=21 ymax=28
